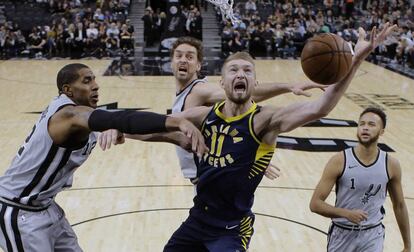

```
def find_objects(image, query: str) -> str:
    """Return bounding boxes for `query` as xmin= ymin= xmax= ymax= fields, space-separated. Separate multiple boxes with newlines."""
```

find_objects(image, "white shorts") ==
xmin=0 ymin=201 xmax=82 ymax=252
xmin=328 ymin=222 xmax=385 ymax=252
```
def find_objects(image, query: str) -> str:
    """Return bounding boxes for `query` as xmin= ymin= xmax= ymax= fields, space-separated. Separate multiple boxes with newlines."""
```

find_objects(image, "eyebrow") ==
xmin=227 ymin=64 xmax=253 ymax=68
xmin=175 ymin=50 xmax=196 ymax=55
xmin=83 ymin=75 xmax=95 ymax=81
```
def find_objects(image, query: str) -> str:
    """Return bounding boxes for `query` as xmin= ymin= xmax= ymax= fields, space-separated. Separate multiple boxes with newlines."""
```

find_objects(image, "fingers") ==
xmin=98 ymin=133 xmax=106 ymax=150
xmin=98 ymin=131 xmax=112 ymax=151
xmin=296 ymin=90 xmax=312 ymax=97
xmin=358 ymin=27 xmax=366 ymax=41
xmin=111 ymin=129 xmax=118 ymax=145
xmin=264 ymin=163 xmax=281 ymax=180
xmin=370 ymin=26 xmax=377 ymax=44
xmin=269 ymin=163 xmax=281 ymax=171
xmin=361 ymin=211 xmax=368 ymax=220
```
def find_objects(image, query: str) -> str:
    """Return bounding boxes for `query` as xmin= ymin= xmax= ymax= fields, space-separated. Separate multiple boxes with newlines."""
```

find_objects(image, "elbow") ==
xmin=314 ymin=107 xmax=329 ymax=118
xmin=309 ymin=200 xmax=318 ymax=213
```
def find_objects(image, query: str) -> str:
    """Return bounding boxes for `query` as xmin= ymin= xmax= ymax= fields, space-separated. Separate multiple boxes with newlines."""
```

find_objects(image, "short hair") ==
xmin=170 ymin=36 xmax=204 ymax=63
xmin=221 ymin=51 xmax=255 ymax=76
xmin=359 ymin=107 xmax=387 ymax=128
xmin=56 ymin=63 xmax=89 ymax=93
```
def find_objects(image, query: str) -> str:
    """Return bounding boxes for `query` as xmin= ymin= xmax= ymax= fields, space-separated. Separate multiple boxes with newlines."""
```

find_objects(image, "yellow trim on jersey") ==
xmin=248 ymin=108 xmax=261 ymax=144
xmin=215 ymin=101 xmax=257 ymax=123
xmin=255 ymin=142 xmax=275 ymax=161
xmin=249 ymin=143 xmax=275 ymax=179
xmin=239 ymin=216 xmax=253 ymax=250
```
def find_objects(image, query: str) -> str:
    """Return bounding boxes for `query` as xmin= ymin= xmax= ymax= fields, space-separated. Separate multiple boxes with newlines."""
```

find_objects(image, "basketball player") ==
xmin=0 ymin=63 xmax=207 ymax=252
xmin=160 ymin=24 xmax=397 ymax=251
xmin=99 ymin=36 xmax=327 ymax=182
xmin=309 ymin=107 xmax=411 ymax=252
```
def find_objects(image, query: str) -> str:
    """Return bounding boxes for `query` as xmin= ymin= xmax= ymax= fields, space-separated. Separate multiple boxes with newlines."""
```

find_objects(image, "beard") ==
xmin=228 ymin=94 xmax=250 ymax=104
xmin=357 ymin=133 xmax=380 ymax=147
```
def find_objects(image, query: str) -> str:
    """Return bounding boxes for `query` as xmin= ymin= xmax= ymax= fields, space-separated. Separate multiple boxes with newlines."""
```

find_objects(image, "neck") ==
xmin=222 ymin=99 xmax=254 ymax=117
xmin=175 ymin=75 xmax=198 ymax=93
xmin=354 ymin=143 xmax=378 ymax=160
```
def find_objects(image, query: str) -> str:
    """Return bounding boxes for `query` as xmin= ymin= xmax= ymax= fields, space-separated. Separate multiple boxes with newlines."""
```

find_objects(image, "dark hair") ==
xmin=56 ymin=63 xmax=89 ymax=93
xmin=359 ymin=107 xmax=387 ymax=128
xmin=170 ymin=36 xmax=203 ymax=63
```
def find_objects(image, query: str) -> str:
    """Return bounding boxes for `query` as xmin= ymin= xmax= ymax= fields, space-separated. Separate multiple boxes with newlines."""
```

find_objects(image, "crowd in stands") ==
xmin=0 ymin=0 xmax=133 ymax=59
xmin=141 ymin=3 xmax=202 ymax=47
xmin=219 ymin=0 xmax=414 ymax=68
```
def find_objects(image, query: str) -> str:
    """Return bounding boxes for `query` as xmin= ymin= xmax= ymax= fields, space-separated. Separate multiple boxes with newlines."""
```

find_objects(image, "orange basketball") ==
xmin=301 ymin=33 xmax=353 ymax=85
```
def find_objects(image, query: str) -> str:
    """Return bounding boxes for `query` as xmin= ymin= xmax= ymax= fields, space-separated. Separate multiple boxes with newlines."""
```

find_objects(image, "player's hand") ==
xmin=401 ymin=248 xmax=411 ymax=252
xmin=177 ymin=119 xmax=208 ymax=157
xmin=98 ymin=129 xmax=125 ymax=151
xmin=177 ymin=133 xmax=193 ymax=152
xmin=291 ymin=82 xmax=328 ymax=97
xmin=354 ymin=22 xmax=398 ymax=62
xmin=264 ymin=163 xmax=281 ymax=180
xmin=344 ymin=209 xmax=368 ymax=225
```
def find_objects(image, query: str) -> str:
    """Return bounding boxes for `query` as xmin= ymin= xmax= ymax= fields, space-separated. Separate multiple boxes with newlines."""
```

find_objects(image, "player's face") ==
xmin=221 ymin=59 xmax=257 ymax=104
xmin=171 ymin=44 xmax=201 ymax=83
xmin=357 ymin=112 xmax=384 ymax=147
xmin=70 ymin=68 xmax=100 ymax=108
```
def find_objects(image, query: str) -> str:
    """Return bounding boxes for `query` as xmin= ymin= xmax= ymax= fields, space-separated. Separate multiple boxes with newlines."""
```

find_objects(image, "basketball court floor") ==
xmin=0 ymin=59 xmax=413 ymax=251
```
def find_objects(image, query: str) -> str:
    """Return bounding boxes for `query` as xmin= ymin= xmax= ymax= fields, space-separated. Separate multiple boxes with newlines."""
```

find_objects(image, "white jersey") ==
xmin=0 ymin=94 xmax=97 ymax=207
xmin=172 ymin=78 xmax=207 ymax=178
xmin=333 ymin=147 xmax=389 ymax=226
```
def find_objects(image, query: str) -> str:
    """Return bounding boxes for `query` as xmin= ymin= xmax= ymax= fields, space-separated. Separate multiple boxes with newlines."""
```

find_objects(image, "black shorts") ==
xmin=164 ymin=214 xmax=254 ymax=252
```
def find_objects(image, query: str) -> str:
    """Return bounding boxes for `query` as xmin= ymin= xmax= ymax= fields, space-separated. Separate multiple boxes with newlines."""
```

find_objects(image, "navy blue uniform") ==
xmin=164 ymin=102 xmax=275 ymax=252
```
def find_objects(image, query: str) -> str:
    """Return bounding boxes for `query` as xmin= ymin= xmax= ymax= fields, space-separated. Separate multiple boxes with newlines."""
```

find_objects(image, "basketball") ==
xmin=301 ymin=33 xmax=353 ymax=85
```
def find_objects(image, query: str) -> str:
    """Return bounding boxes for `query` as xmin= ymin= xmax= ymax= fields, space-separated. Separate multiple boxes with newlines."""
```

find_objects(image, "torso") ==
xmin=0 ymin=94 xmax=97 ymax=207
xmin=172 ymin=78 xmax=207 ymax=179
xmin=333 ymin=147 xmax=389 ymax=226
xmin=191 ymin=101 xmax=276 ymax=226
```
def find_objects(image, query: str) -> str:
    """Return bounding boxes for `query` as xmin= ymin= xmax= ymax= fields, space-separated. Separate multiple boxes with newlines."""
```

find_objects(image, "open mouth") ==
xmin=178 ymin=66 xmax=188 ymax=73
xmin=91 ymin=94 xmax=99 ymax=103
xmin=234 ymin=82 xmax=246 ymax=93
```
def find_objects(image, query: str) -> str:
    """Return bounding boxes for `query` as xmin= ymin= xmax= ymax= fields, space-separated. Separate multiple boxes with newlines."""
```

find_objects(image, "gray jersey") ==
xmin=333 ymin=148 xmax=389 ymax=226
xmin=172 ymin=78 xmax=206 ymax=179
xmin=0 ymin=94 xmax=97 ymax=207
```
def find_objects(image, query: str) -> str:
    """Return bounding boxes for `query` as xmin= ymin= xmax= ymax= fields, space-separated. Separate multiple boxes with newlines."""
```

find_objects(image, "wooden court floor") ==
xmin=0 ymin=59 xmax=413 ymax=251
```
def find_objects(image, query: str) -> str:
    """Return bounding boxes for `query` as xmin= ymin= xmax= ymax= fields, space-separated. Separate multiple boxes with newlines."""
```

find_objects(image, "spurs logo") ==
xmin=361 ymin=184 xmax=381 ymax=204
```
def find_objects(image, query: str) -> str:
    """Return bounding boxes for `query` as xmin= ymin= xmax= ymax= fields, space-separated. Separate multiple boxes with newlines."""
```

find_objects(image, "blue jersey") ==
xmin=191 ymin=101 xmax=275 ymax=227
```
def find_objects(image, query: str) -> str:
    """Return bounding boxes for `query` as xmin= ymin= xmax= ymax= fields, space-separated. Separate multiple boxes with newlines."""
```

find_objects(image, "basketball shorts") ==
xmin=327 ymin=222 xmax=385 ymax=252
xmin=164 ymin=214 xmax=254 ymax=252
xmin=0 ymin=200 xmax=82 ymax=252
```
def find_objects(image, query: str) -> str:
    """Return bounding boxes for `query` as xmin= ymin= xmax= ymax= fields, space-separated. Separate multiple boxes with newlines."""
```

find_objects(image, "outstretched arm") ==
xmin=267 ymin=23 xmax=398 ymax=134
xmin=99 ymin=130 xmax=191 ymax=152
xmin=387 ymin=156 xmax=411 ymax=252
xmin=50 ymin=106 xmax=208 ymax=155
xmin=193 ymin=79 xmax=327 ymax=105
xmin=98 ymin=106 xmax=211 ymax=151
xmin=252 ymin=81 xmax=327 ymax=102
xmin=309 ymin=153 xmax=368 ymax=224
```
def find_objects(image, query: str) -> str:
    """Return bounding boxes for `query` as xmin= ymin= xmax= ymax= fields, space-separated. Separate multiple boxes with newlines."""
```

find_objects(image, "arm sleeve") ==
xmin=88 ymin=109 xmax=167 ymax=134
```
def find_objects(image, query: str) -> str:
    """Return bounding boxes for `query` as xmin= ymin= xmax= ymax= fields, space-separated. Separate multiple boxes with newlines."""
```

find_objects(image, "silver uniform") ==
xmin=0 ymin=94 xmax=97 ymax=252
xmin=172 ymin=78 xmax=206 ymax=179
xmin=328 ymin=147 xmax=389 ymax=252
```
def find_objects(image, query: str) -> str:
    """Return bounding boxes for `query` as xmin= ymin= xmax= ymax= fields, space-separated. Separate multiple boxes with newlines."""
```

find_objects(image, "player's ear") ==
xmin=379 ymin=128 xmax=385 ymax=136
xmin=62 ymin=84 xmax=73 ymax=97
xmin=197 ymin=61 xmax=201 ymax=72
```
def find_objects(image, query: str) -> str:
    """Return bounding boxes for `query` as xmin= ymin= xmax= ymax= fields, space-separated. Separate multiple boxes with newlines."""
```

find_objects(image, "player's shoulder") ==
xmin=330 ymin=151 xmax=345 ymax=164
xmin=386 ymin=153 xmax=402 ymax=178
xmin=52 ymin=104 xmax=92 ymax=121
xmin=324 ymin=151 xmax=346 ymax=176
